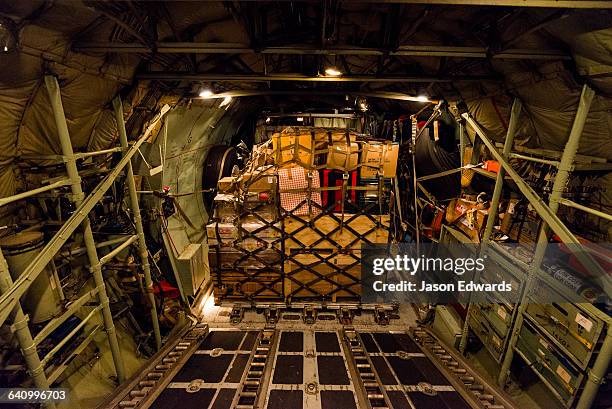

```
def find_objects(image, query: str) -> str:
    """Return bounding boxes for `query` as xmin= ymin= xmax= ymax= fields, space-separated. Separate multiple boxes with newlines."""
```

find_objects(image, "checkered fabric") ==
xmin=278 ymin=166 xmax=322 ymax=215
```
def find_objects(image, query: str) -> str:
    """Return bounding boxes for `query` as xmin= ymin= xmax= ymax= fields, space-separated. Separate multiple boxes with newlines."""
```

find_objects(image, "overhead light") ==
xmin=415 ymin=95 xmax=430 ymax=102
xmin=296 ymin=116 xmax=304 ymax=122
xmin=265 ymin=117 xmax=271 ymax=123
xmin=219 ymin=96 xmax=232 ymax=107
xmin=0 ymin=18 xmax=17 ymax=54
xmin=324 ymin=67 xmax=342 ymax=77
xmin=199 ymin=89 xmax=214 ymax=98
xmin=356 ymin=97 xmax=369 ymax=112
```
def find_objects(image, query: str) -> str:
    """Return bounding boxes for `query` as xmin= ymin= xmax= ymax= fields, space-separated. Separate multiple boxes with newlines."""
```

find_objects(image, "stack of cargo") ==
xmin=206 ymin=127 xmax=398 ymax=304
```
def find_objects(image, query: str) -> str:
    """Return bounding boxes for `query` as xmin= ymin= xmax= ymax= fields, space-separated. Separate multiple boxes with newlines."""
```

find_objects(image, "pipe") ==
xmin=40 ymin=305 xmax=101 ymax=367
xmin=508 ymin=152 xmax=560 ymax=167
xmin=0 ymin=250 xmax=55 ymax=409
xmin=459 ymin=99 xmax=521 ymax=354
xmin=0 ymin=105 xmax=165 ymax=327
xmin=113 ymin=97 xmax=162 ymax=350
xmin=74 ymin=147 xmax=124 ymax=160
xmin=60 ymin=236 xmax=133 ymax=259
xmin=461 ymin=113 xmax=610 ymax=294
xmin=33 ymin=287 xmax=100 ymax=346
xmin=73 ymin=42 xmax=571 ymax=59
xmin=0 ymin=179 xmax=71 ymax=207
xmin=497 ymin=84 xmax=596 ymax=387
xmin=576 ymin=324 xmax=612 ymax=409
xmin=99 ymin=235 xmax=138 ymax=266
xmin=45 ymin=75 xmax=126 ymax=383
xmin=136 ymin=72 xmax=497 ymax=83
xmin=558 ymin=197 xmax=612 ymax=223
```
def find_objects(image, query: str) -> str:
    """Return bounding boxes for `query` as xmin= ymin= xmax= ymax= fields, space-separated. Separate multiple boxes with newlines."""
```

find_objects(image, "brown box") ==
xmin=213 ymin=194 xmax=238 ymax=221
xmin=327 ymin=142 xmax=359 ymax=171
xmin=360 ymin=142 xmax=399 ymax=178
xmin=209 ymin=247 xmax=281 ymax=269
xmin=272 ymin=130 xmax=313 ymax=167
xmin=283 ymin=214 xmax=390 ymax=251
xmin=240 ymin=168 xmax=277 ymax=193
xmin=284 ymin=252 xmax=361 ymax=300
xmin=217 ymin=177 xmax=237 ymax=192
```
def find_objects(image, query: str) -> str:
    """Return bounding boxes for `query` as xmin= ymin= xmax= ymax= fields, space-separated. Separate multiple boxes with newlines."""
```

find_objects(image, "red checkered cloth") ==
xmin=278 ymin=166 xmax=322 ymax=215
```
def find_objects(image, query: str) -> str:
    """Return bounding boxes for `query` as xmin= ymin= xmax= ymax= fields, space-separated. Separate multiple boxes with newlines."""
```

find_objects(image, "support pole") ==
xmin=459 ymin=98 xmax=521 ymax=353
xmin=497 ymin=84 xmax=595 ymax=387
xmin=45 ymin=75 xmax=126 ymax=383
xmin=577 ymin=327 xmax=612 ymax=409
xmin=0 ymin=250 xmax=55 ymax=409
xmin=112 ymin=97 xmax=162 ymax=350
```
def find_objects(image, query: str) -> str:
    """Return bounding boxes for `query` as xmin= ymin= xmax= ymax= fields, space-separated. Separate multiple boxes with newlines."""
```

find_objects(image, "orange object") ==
xmin=483 ymin=160 xmax=500 ymax=173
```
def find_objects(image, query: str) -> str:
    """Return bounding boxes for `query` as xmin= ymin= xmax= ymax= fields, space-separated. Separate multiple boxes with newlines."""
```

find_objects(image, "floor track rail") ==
xmin=233 ymin=325 xmax=276 ymax=409
xmin=412 ymin=327 xmax=516 ymax=409
xmin=101 ymin=323 xmax=209 ymax=409
xmin=343 ymin=327 xmax=392 ymax=409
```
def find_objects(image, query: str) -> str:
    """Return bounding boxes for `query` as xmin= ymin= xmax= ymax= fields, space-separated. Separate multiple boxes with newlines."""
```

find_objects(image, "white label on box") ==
xmin=575 ymin=312 xmax=593 ymax=332
xmin=497 ymin=306 xmax=507 ymax=321
xmin=556 ymin=365 xmax=571 ymax=384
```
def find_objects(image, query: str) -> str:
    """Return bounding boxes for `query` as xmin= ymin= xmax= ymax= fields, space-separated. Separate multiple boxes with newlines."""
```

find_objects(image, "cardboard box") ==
xmin=327 ymin=142 xmax=359 ymax=171
xmin=206 ymin=221 xmax=281 ymax=244
xmin=213 ymin=194 xmax=238 ymax=221
xmin=240 ymin=167 xmax=277 ymax=193
xmin=382 ymin=143 xmax=399 ymax=177
xmin=217 ymin=177 xmax=237 ymax=192
xmin=360 ymin=142 xmax=399 ymax=178
xmin=272 ymin=130 xmax=313 ymax=166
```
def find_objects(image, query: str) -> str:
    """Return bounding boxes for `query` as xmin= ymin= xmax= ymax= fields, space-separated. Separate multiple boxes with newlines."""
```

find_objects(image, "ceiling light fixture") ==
xmin=199 ymin=88 xmax=214 ymax=98
xmin=324 ymin=67 xmax=342 ymax=77
xmin=296 ymin=116 xmax=304 ymax=122
xmin=0 ymin=18 xmax=18 ymax=54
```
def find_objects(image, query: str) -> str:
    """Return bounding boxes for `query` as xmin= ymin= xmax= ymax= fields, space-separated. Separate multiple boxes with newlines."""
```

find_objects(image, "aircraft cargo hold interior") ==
xmin=0 ymin=1 xmax=610 ymax=409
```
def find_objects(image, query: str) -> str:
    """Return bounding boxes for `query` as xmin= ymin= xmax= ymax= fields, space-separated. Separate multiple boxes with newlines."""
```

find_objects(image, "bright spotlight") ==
xmin=265 ymin=117 xmax=271 ymax=123
xmin=324 ymin=67 xmax=342 ymax=77
xmin=415 ymin=95 xmax=430 ymax=102
xmin=219 ymin=96 xmax=232 ymax=107
xmin=296 ymin=116 xmax=304 ymax=122
xmin=199 ymin=89 xmax=214 ymax=98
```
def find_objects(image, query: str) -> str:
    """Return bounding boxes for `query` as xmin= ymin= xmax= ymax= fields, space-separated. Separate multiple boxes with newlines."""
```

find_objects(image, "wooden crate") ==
xmin=284 ymin=251 xmax=361 ymax=301
xmin=283 ymin=214 xmax=389 ymax=252
xmin=212 ymin=269 xmax=283 ymax=302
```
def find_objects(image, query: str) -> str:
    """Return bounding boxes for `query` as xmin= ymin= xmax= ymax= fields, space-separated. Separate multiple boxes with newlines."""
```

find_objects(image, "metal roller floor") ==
xmin=102 ymin=312 xmax=517 ymax=409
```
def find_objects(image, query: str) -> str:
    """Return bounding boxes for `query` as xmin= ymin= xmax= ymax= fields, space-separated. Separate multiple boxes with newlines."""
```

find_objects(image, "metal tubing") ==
xmin=113 ymin=97 xmax=162 ymax=350
xmin=0 ymin=250 xmax=55 ymax=409
xmin=136 ymin=72 xmax=497 ymax=83
xmin=461 ymin=112 xmax=609 ymax=293
xmin=74 ymin=147 xmax=124 ymax=160
xmin=33 ymin=287 xmax=100 ymax=346
xmin=0 ymin=179 xmax=71 ymax=207
xmin=99 ymin=235 xmax=138 ymax=266
xmin=45 ymin=75 xmax=126 ymax=383
xmin=508 ymin=152 xmax=560 ymax=167
xmin=416 ymin=167 xmax=462 ymax=182
xmin=576 ymin=326 xmax=612 ymax=409
xmin=497 ymin=84 xmax=596 ymax=387
xmin=0 ymin=112 xmax=157 ymax=326
xmin=558 ymin=197 xmax=612 ymax=222
xmin=60 ymin=235 xmax=133 ymax=259
xmin=459 ymin=99 xmax=522 ymax=354
xmin=73 ymin=42 xmax=571 ymax=60
xmin=41 ymin=305 xmax=101 ymax=367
